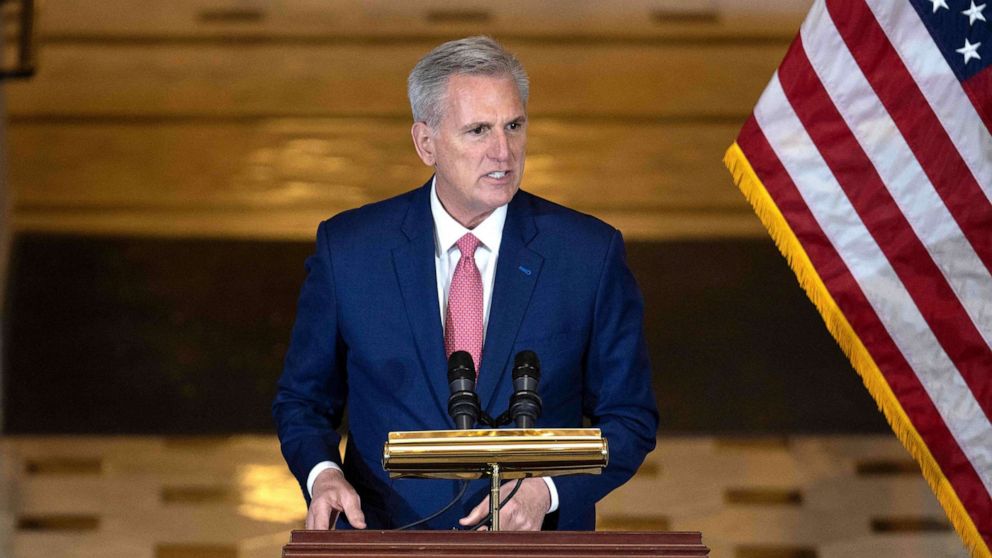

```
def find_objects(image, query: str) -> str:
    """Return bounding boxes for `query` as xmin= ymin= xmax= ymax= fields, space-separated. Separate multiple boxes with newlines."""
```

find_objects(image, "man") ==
xmin=273 ymin=36 xmax=658 ymax=531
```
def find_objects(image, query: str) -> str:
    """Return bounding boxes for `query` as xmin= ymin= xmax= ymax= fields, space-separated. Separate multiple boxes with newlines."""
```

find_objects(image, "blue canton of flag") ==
xmin=911 ymin=0 xmax=992 ymax=79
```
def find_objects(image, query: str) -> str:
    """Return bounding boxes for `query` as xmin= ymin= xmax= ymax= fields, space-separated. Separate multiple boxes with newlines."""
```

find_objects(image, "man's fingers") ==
xmin=307 ymin=499 xmax=331 ymax=530
xmin=502 ymin=501 xmax=538 ymax=531
xmin=500 ymin=480 xmax=547 ymax=531
xmin=474 ymin=479 xmax=546 ymax=531
xmin=497 ymin=501 xmax=524 ymax=530
xmin=458 ymin=495 xmax=489 ymax=526
xmin=308 ymin=470 xmax=366 ymax=530
xmin=313 ymin=508 xmax=330 ymax=530
xmin=340 ymin=492 xmax=366 ymax=529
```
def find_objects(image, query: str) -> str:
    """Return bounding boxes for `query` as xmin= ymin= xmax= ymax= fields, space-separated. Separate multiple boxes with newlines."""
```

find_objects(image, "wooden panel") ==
xmin=25 ymin=458 xmax=102 ymax=475
xmin=597 ymin=515 xmax=672 ymax=531
xmin=870 ymin=518 xmax=952 ymax=533
xmin=33 ymin=0 xmax=808 ymax=38
xmin=7 ymin=42 xmax=785 ymax=118
xmin=160 ymin=486 xmax=235 ymax=504
xmin=724 ymin=489 xmax=803 ymax=506
xmin=155 ymin=544 xmax=237 ymax=558
xmin=7 ymin=118 xmax=760 ymax=239
xmin=716 ymin=438 xmax=791 ymax=451
xmin=5 ymin=2 xmax=798 ymax=241
xmin=7 ymin=119 xmax=749 ymax=209
xmin=736 ymin=547 xmax=817 ymax=558
xmin=282 ymin=530 xmax=709 ymax=557
xmin=855 ymin=460 xmax=921 ymax=476
xmin=17 ymin=515 xmax=100 ymax=531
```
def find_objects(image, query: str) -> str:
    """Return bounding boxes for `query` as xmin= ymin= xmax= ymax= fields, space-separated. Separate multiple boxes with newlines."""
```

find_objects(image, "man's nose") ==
xmin=488 ymin=130 xmax=510 ymax=161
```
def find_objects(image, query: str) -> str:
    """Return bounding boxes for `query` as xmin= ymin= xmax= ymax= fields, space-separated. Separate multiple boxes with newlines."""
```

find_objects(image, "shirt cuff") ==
xmin=306 ymin=461 xmax=341 ymax=498
xmin=542 ymin=476 xmax=559 ymax=513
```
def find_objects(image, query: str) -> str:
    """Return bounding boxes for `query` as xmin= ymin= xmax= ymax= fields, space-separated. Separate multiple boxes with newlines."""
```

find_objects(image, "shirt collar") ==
xmin=430 ymin=176 xmax=507 ymax=257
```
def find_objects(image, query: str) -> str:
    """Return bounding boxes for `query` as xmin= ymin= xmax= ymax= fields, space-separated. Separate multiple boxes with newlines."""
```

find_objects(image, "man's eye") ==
xmin=507 ymin=122 xmax=520 ymax=130
xmin=469 ymin=126 xmax=486 ymax=135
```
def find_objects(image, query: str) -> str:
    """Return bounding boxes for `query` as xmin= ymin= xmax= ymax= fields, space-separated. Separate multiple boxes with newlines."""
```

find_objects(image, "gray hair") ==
xmin=408 ymin=36 xmax=529 ymax=128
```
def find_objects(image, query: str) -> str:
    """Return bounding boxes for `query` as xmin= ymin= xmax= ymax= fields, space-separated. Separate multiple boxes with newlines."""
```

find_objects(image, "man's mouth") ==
xmin=486 ymin=171 xmax=508 ymax=179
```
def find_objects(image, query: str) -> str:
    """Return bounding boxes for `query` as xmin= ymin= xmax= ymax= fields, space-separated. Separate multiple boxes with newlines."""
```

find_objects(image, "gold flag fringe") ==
xmin=723 ymin=142 xmax=990 ymax=558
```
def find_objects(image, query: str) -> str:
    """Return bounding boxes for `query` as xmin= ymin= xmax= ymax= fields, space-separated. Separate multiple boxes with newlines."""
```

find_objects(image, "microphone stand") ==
xmin=488 ymin=462 xmax=502 ymax=531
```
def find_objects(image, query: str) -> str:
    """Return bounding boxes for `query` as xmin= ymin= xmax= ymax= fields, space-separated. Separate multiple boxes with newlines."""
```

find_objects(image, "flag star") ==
xmin=962 ymin=1 xmax=987 ymax=24
xmin=930 ymin=0 xmax=949 ymax=12
xmin=956 ymin=38 xmax=982 ymax=63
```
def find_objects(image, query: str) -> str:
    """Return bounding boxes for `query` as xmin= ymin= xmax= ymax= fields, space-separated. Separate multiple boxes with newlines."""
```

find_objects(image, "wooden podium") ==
xmin=284 ymin=430 xmax=708 ymax=556
xmin=281 ymin=530 xmax=709 ymax=557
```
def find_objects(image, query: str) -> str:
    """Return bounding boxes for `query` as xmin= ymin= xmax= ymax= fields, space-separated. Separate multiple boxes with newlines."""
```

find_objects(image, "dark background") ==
xmin=3 ymin=233 xmax=887 ymax=434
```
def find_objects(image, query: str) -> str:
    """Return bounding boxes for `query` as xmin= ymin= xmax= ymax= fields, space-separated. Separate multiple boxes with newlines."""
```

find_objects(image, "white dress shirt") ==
xmin=307 ymin=179 xmax=559 ymax=515
xmin=431 ymin=179 xmax=505 ymax=339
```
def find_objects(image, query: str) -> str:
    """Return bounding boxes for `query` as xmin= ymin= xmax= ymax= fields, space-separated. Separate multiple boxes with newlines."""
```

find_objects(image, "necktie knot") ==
xmin=456 ymin=233 xmax=481 ymax=259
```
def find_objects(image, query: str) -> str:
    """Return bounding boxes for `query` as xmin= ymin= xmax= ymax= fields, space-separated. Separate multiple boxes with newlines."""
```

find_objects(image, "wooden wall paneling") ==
xmin=7 ymin=119 xmax=762 ymax=239
xmin=33 ymin=0 xmax=808 ymax=39
xmin=7 ymin=42 xmax=787 ymax=118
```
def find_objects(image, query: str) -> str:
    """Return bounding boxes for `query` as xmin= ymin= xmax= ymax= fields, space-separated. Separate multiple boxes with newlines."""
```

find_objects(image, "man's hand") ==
xmin=458 ymin=478 xmax=550 ymax=531
xmin=306 ymin=468 xmax=367 ymax=530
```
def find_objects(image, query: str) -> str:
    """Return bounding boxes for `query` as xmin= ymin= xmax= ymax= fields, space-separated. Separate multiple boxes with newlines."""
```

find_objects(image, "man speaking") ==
xmin=273 ymin=36 xmax=658 ymax=531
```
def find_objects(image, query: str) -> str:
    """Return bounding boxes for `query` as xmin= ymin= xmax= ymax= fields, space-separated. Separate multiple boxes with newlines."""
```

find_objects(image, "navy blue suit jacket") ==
xmin=273 ymin=180 xmax=658 ymax=530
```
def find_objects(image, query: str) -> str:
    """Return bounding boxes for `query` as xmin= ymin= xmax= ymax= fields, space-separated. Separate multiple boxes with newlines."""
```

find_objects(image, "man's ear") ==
xmin=411 ymin=122 xmax=436 ymax=166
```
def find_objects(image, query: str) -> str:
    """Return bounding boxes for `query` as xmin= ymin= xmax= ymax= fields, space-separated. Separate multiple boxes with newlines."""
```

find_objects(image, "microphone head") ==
xmin=447 ymin=350 xmax=476 ymax=383
xmin=447 ymin=350 xmax=480 ymax=430
xmin=512 ymin=350 xmax=540 ymax=380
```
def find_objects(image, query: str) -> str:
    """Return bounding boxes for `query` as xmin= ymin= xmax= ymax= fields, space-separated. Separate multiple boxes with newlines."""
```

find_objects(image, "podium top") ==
xmin=382 ymin=428 xmax=608 ymax=480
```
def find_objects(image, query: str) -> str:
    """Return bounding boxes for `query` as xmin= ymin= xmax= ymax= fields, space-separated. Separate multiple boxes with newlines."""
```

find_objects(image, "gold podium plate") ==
xmin=382 ymin=428 xmax=608 ymax=479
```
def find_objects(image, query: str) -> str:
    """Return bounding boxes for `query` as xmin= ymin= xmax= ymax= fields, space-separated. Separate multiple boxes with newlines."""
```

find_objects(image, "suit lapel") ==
xmin=477 ymin=193 xmax=543 ymax=413
xmin=392 ymin=183 xmax=450 ymax=425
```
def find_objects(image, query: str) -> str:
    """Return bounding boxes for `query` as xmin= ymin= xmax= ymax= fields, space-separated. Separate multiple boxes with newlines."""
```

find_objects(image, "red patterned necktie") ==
xmin=444 ymin=233 xmax=484 ymax=374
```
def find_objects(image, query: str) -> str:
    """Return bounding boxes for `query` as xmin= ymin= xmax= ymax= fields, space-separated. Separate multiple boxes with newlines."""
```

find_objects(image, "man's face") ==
xmin=412 ymin=73 xmax=527 ymax=228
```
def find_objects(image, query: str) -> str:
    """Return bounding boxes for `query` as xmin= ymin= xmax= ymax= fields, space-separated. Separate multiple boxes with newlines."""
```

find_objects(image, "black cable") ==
xmin=468 ymin=478 xmax=524 ymax=530
xmin=478 ymin=411 xmax=514 ymax=428
xmin=395 ymin=480 xmax=469 ymax=531
xmin=478 ymin=412 xmax=499 ymax=428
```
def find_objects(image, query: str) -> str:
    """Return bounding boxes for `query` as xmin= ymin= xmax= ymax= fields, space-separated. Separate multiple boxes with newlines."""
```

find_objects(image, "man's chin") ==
xmin=481 ymin=182 xmax=519 ymax=206
xmin=484 ymin=193 xmax=517 ymax=212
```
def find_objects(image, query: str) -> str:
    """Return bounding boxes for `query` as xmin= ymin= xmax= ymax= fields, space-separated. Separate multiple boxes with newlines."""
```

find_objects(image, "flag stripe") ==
xmin=961 ymin=67 xmax=992 ymax=133
xmin=795 ymin=2 xmax=992 ymax=409
xmin=735 ymin=117 xmax=992 ymax=544
xmin=864 ymin=0 xmax=992 ymax=195
xmin=824 ymin=0 xmax=992 ymax=275
xmin=752 ymin=71 xmax=992 ymax=499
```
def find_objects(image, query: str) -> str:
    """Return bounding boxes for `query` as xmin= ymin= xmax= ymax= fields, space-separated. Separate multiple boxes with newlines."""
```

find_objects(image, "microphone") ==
xmin=509 ymin=350 xmax=542 ymax=429
xmin=447 ymin=351 xmax=480 ymax=430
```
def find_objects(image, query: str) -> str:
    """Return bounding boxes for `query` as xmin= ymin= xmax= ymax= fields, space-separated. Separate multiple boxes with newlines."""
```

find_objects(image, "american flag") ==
xmin=724 ymin=0 xmax=992 ymax=555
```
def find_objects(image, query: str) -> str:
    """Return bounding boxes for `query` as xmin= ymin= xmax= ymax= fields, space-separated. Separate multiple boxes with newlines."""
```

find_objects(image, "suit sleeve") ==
xmin=551 ymin=228 xmax=659 ymax=528
xmin=272 ymin=221 xmax=349 ymax=502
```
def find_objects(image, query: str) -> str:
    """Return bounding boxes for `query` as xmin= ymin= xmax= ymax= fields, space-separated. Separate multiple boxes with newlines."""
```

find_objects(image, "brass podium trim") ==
xmin=382 ymin=428 xmax=608 ymax=480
